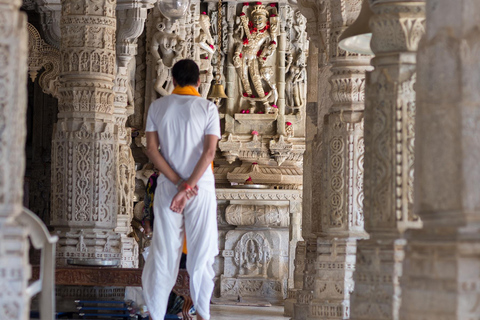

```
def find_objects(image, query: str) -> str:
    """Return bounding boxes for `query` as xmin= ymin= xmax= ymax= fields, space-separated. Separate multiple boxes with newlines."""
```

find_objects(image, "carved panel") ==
xmin=226 ymin=204 xmax=289 ymax=227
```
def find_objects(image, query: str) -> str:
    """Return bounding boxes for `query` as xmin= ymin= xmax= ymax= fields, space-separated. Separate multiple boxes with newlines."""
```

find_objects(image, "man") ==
xmin=142 ymin=59 xmax=220 ymax=320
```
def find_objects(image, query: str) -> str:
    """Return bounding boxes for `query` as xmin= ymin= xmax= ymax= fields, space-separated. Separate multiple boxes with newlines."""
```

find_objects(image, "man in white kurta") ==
xmin=142 ymin=59 xmax=220 ymax=320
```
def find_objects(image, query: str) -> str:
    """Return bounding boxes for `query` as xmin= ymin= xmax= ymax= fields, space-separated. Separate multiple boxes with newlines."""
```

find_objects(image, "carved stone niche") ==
xmin=221 ymin=229 xmax=288 ymax=303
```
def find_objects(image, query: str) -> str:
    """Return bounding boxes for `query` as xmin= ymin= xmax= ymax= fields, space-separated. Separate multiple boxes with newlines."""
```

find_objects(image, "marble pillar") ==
xmin=0 ymin=0 xmax=30 ymax=318
xmin=400 ymin=0 xmax=480 ymax=318
xmin=51 ymin=0 xmax=121 ymax=266
xmin=114 ymin=0 xmax=155 ymax=268
xmin=285 ymin=40 xmax=319 ymax=317
xmin=350 ymin=1 xmax=425 ymax=319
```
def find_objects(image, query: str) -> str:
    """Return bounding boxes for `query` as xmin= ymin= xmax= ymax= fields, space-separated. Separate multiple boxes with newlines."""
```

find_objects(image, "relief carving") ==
xmin=225 ymin=204 xmax=289 ymax=227
xmin=234 ymin=232 xmax=271 ymax=276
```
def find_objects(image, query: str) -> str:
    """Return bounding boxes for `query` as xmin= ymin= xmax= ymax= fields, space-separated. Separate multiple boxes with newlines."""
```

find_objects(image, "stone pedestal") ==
xmin=51 ymin=0 xmax=121 ymax=266
xmin=215 ymin=189 xmax=302 ymax=304
xmin=400 ymin=0 xmax=480 ymax=318
xmin=350 ymin=1 xmax=425 ymax=319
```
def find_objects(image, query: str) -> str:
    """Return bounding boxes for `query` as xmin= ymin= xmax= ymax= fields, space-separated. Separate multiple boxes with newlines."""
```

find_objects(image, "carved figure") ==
xmin=233 ymin=4 xmax=279 ymax=111
xmin=150 ymin=17 xmax=184 ymax=96
xmin=195 ymin=13 xmax=216 ymax=98
xmin=293 ymin=11 xmax=307 ymax=49
xmin=286 ymin=50 xmax=306 ymax=114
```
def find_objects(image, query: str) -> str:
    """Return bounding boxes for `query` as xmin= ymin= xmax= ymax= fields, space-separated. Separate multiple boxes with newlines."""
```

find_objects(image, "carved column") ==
xmin=0 ymin=0 xmax=30 ymax=319
xmin=400 ymin=1 xmax=480 ymax=318
xmin=292 ymin=1 xmax=332 ymax=319
xmin=114 ymin=0 xmax=155 ymax=268
xmin=51 ymin=0 xmax=121 ymax=266
xmin=306 ymin=1 xmax=371 ymax=319
xmin=350 ymin=1 xmax=425 ymax=319
xmin=285 ymin=40 xmax=319 ymax=317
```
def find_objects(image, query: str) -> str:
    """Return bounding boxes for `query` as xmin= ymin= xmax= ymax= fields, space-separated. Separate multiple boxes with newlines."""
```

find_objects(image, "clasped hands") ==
xmin=170 ymin=181 xmax=198 ymax=213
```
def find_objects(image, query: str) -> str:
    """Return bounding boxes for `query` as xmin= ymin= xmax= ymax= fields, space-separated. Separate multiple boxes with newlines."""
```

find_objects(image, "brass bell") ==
xmin=208 ymin=81 xmax=228 ymax=99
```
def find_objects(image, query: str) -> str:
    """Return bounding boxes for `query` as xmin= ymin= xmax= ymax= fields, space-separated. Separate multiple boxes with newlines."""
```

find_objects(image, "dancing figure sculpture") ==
xmin=233 ymin=3 xmax=279 ymax=111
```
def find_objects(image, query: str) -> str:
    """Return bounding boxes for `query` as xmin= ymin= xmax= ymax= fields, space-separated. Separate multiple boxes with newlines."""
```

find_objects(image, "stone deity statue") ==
xmin=233 ymin=4 xmax=279 ymax=111
xmin=286 ymin=49 xmax=306 ymax=114
xmin=150 ymin=17 xmax=185 ymax=97
xmin=195 ymin=13 xmax=216 ymax=98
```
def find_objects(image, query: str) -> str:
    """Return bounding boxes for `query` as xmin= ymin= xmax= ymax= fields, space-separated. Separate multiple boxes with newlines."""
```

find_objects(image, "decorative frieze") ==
xmin=225 ymin=204 xmax=289 ymax=227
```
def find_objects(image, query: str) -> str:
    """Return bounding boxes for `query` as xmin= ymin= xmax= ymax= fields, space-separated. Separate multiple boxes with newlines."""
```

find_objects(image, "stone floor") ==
xmin=208 ymin=305 xmax=288 ymax=320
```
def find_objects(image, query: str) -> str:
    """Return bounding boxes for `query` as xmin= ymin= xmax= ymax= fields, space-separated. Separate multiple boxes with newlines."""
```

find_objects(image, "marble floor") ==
xmin=208 ymin=305 xmax=289 ymax=320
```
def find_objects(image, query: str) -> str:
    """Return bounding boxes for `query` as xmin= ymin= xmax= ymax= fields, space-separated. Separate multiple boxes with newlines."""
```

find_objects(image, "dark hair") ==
xmin=172 ymin=59 xmax=200 ymax=87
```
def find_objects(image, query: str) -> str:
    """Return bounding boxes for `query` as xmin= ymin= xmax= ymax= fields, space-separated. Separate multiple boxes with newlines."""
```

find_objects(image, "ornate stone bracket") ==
xmin=27 ymin=23 xmax=60 ymax=98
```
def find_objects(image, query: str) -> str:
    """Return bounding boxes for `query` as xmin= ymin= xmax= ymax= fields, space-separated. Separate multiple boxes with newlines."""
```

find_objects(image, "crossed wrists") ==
xmin=176 ymin=179 xmax=193 ymax=191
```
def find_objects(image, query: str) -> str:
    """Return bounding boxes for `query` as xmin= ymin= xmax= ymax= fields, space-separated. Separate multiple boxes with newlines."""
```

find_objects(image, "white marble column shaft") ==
xmin=51 ymin=0 xmax=121 ymax=265
xmin=0 ymin=0 xmax=30 ymax=319
xmin=400 ymin=0 xmax=480 ymax=318
xmin=350 ymin=1 xmax=425 ymax=319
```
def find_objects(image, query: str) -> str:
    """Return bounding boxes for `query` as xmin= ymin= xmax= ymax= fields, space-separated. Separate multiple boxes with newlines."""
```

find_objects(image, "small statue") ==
xmin=286 ymin=50 xmax=306 ymax=114
xmin=233 ymin=3 xmax=279 ymax=111
xmin=150 ymin=17 xmax=184 ymax=97
xmin=196 ymin=13 xmax=216 ymax=98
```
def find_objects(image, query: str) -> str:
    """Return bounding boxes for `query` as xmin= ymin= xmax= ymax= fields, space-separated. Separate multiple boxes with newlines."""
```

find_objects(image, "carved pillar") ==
xmin=0 ymin=0 xmax=30 ymax=319
xmin=302 ymin=1 xmax=371 ymax=319
xmin=114 ymin=0 xmax=155 ymax=268
xmin=285 ymin=38 xmax=319 ymax=318
xmin=400 ymin=1 xmax=480 ymax=318
xmin=350 ymin=1 xmax=425 ymax=319
xmin=51 ymin=0 xmax=121 ymax=266
xmin=291 ymin=1 xmax=330 ymax=319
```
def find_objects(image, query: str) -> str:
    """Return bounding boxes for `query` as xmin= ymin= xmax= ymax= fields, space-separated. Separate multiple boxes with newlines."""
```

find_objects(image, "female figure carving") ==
xmin=150 ymin=18 xmax=184 ymax=97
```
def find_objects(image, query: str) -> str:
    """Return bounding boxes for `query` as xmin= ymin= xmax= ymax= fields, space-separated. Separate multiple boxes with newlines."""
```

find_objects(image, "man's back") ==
xmin=146 ymin=94 xmax=220 ymax=189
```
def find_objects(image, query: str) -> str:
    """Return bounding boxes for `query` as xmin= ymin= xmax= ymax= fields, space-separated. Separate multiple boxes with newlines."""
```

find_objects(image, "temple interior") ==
xmin=2 ymin=0 xmax=480 ymax=319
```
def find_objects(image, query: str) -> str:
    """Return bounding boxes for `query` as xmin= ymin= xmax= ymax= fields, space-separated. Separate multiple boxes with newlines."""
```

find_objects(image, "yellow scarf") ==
xmin=171 ymin=85 xmax=201 ymax=97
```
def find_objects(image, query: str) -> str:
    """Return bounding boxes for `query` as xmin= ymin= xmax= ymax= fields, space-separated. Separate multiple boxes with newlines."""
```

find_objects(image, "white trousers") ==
xmin=142 ymin=180 xmax=218 ymax=320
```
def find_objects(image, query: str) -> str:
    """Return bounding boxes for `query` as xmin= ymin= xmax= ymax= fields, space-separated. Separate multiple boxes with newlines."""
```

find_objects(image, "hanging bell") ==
xmin=208 ymin=81 xmax=228 ymax=99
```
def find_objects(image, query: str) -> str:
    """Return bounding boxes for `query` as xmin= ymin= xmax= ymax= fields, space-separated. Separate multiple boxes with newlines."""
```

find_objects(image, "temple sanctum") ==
xmin=1 ymin=0 xmax=480 ymax=319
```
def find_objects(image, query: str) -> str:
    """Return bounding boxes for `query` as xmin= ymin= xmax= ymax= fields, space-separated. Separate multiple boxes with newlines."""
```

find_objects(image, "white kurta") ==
xmin=142 ymin=93 xmax=220 ymax=320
